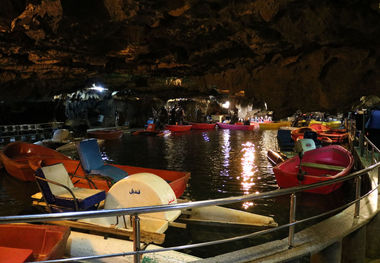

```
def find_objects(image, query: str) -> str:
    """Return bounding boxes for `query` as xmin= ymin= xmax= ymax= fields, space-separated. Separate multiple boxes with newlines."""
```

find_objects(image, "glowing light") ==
xmin=89 ymin=83 xmax=107 ymax=92
xmin=222 ymin=101 xmax=230 ymax=109
xmin=242 ymin=202 xmax=254 ymax=209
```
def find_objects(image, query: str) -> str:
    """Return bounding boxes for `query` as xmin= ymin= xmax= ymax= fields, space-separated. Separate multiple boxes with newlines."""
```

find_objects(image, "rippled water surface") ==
xmin=0 ymin=129 xmax=355 ymax=257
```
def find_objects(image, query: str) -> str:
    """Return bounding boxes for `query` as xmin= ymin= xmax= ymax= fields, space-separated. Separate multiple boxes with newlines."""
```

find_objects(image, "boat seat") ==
xmin=77 ymin=139 xmax=127 ymax=183
xmin=301 ymin=162 xmax=345 ymax=171
xmin=35 ymin=163 xmax=106 ymax=211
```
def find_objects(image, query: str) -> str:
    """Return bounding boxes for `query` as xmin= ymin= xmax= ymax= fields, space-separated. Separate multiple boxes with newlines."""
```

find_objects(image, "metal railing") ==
xmin=1 ymin=119 xmax=380 ymax=263
xmin=0 ymin=121 xmax=64 ymax=144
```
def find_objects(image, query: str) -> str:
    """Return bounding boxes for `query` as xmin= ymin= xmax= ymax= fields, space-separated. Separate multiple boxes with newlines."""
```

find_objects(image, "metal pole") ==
xmin=359 ymin=131 xmax=364 ymax=157
xmin=371 ymin=147 xmax=375 ymax=165
xmin=288 ymin=193 xmax=296 ymax=248
xmin=354 ymin=176 xmax=361 ymax=218
xmin=360 ymin=111 xmax=366 ymax=156
xmin=133 ymin=215 xmax=141 ymax=263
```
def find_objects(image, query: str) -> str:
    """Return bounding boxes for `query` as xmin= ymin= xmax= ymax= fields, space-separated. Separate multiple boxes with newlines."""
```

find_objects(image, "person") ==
xmin=206 ymin=115 xmax=212 ymax=123
xmin=175 ymin=105 xmax=185 ymax=124
xmin=115 ymin=111 xmax=119 ymax=127
xmin=157 ymin=106 xmax=168 ymax=129
xmin=196 ymin=108 xmax=203 ymax=122
xmin=169 ymin=106 xmax=176 ymax=124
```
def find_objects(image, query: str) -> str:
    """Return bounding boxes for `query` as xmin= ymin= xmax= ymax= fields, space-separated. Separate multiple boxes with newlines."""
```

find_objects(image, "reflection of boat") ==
xmin=273 ymin=145 xmax=354 ymax=194
xmin=0 ymin=224 xmax=70 ymax=262
xmin=259 ymin=121 xmax=291 ymax=130
xmin=216 ymin=122 xmax=258 ymax=131
xmin=0 ymin=142 xmax=70 ymax=181
xmin=189 ymin=123 xmax=216 ymax=130
xmin=30 ymin=158 xmax=190 ymax=199
xmin=87 ymin=128 xmax=123 ymax=140
xmin=165 ymin=124 xmax=192 ymax=132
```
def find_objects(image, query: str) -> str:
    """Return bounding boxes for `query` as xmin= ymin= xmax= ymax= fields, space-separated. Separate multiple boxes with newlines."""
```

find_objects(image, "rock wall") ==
xmin=0 ymin=0 xmax=379 ymax=118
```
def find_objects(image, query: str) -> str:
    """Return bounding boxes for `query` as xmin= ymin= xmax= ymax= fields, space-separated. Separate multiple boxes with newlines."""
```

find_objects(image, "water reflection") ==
xmin=240 ymin=141 xmax=257 ymax=209
xmin=221 ymin=130 xmax=231 ymax=177
xmin=202 ymin=132 xmax=210 ymax=142
xmin=164 ymin=134 xmax=187 ymax=170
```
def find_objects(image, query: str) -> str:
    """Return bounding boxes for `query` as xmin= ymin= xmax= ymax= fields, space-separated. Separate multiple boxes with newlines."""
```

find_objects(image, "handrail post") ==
xmin=359 ymin=131 xmax=364 ymax=157
xmin=371 ymin=147 xmax=375 ymax=165
xmin=133 ymin=215 xmax=141 ymax=263
xmin=360 ymin=110 xmax=366 ymax=156
xmin=354 ymin=176 xmax=362 ymax=218
xmin=288 ymin=193 xmax=296 ymax=248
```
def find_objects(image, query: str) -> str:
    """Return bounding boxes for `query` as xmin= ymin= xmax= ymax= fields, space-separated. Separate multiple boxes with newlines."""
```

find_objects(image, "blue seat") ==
xmin=35 ymin=163 xmax=106 ymax=211
xmin=303 ymin=130 xmax=322 ymax=147
xmin=277 ymin=129 xmax=295 ymax=151
xmin=77 ymin=139 xmax=127 ymax=183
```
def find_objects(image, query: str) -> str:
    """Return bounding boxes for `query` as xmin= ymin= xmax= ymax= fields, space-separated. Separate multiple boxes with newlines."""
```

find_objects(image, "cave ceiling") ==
xmin=0 ymin=0 xmax=379 ymax=117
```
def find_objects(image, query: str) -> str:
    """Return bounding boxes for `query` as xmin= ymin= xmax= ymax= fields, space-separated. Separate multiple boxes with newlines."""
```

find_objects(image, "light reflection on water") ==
xmin=240 ymin=141 xmax=257 ymax=209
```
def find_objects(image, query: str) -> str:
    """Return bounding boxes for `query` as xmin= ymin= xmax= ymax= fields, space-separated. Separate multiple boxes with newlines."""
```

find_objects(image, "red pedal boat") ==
xmin=132 ymin=124 xmax=165 ymax=136
xmin=308 ymin=124 xmax=348 ymax=143
xmin=165 ymin=124 xmax=192 ymax=132
xmin=0 ymin=224 xmax=70 ymax=262
xmin=273 ymin=145 xmax=353 ymax=194
xmin=0 ymin=142 xmax=71 ymax=181
xmin=189 ymin=123 xmax=216 ymax=130
xmin=318 ymin=130 xmax=349 ymax=144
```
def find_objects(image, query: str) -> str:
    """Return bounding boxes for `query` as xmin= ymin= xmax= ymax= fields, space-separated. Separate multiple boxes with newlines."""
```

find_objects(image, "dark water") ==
xmin=0 ymin=129 xmax=356 ymax=257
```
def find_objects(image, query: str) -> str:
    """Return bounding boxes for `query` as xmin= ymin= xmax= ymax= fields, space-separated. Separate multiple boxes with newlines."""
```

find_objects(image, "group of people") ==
xmin=168 ymin=105 xmax=185 ymax=125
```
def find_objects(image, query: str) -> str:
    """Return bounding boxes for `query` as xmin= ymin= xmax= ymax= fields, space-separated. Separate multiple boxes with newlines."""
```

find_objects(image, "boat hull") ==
xmin=31 ymin=158 xmax=190 ymax=198
xmin=0 ymin=224 xmax=70 ymax=262
xmin=132 ymin=130 xmax=165 ymax=136
xmin=291 ymin=127 xmax=316 ymax=141
xmin=87 ymin=129 xmax=123 ymax=140
xmin=0 ymin=142 xmax=70 ymax=181
xmin=273 ymin=145 xmax=353 ymax=194
xmin=318 ymin=131 xmax=348 ymax=144
xmin=165 ymin=125 xmax=192 ymax=132
xmin=189 ymin=123 xmax=216 ymax=130
xmin=216 ymin=122 xmax=258 ymax=131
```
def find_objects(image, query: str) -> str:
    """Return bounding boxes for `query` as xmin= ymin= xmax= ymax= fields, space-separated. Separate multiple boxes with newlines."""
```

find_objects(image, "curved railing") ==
xmin=0 ymin=123 xmax=379 ymax=263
